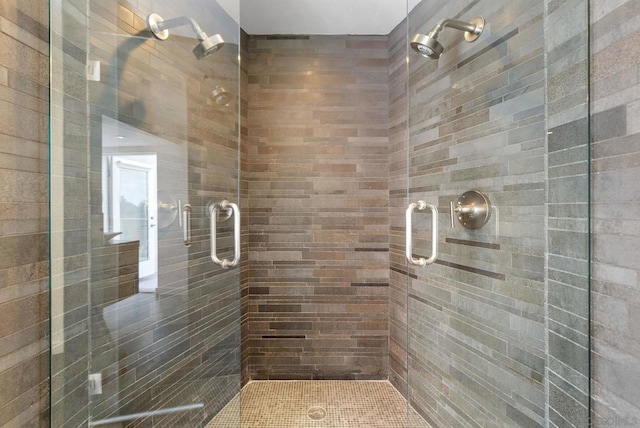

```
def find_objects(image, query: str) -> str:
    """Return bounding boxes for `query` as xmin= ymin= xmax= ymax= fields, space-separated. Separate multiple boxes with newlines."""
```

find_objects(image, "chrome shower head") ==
xmin=410 ymin=33 xmax=444 ymax=59
xmin=147 ymin=13 xmax=225 ymax=60
xmin=411 ymin=16 xmax=485 ymax=59
xmin=193 ymin=34 xmax=225 ymax=60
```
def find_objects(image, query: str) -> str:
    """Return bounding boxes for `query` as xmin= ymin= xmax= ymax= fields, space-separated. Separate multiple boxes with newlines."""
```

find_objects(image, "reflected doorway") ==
xmin=105 ymin=154 xmax=158 ymax=291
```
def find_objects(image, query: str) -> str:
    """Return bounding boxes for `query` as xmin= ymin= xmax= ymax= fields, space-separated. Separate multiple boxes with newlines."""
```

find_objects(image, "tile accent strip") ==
xmin=445 ymin=237 xmax=501 ymax=250
xmin=433 ymin=259 xmax=507 ymax=281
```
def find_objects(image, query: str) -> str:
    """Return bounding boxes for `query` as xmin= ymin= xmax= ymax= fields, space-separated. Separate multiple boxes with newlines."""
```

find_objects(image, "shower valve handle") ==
xmin=449 ymin=191 xmax=491 ymax=229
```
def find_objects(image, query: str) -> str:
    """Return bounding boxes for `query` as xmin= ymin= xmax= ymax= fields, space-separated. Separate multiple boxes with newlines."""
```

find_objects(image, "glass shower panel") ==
xmin=405 ymin=0 xmax=589 ymax=427
xmin=50 ymin=0 xmax=241 ymax=426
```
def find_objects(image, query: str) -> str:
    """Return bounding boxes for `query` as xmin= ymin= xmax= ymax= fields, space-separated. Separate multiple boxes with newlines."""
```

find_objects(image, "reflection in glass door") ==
xmin=107 ymin=155 xmax=158 ymax=289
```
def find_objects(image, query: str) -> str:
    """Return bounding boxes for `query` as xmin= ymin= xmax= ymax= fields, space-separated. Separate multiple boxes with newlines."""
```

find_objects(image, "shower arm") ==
xmin=152 ymin=16 xmax=209 ymax=41
xmin=428 ymin=18 xmax=482 ymax=38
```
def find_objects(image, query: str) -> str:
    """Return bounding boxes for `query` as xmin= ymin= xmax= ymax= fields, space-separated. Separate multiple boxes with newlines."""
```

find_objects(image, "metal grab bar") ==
xmin=406 ymin=200 xmax=438 ymax=266
xmin=182 ymin=203 xmax=192 ymax=247
xmin=210 ymin=200 xmax=240 ymax=268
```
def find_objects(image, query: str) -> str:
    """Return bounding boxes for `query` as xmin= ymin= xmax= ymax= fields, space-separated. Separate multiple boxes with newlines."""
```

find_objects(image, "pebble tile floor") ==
xmin=206 ymin=380 xmax=431 ymax=428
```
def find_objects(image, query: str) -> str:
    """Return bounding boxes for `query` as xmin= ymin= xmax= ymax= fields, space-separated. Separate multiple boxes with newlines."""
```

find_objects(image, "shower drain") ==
xmin=307 ymin=406 xmax=327 ymax=420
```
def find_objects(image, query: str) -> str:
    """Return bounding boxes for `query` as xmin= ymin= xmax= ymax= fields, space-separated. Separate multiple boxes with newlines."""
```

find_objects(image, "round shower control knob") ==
xmin=451 ymin=190 xmax=491 ymax=229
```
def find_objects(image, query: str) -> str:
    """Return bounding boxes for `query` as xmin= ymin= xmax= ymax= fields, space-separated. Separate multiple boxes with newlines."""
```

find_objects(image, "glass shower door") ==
xmin=404 ymin=0 xmax=590 ymax=427
xmin=50 ymin=0 xmax=242 ymax=426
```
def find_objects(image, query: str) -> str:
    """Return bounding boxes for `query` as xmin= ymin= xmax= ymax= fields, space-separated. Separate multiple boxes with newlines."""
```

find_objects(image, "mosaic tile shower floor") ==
xmin=206 ymin=380 xmax=431 ymax=428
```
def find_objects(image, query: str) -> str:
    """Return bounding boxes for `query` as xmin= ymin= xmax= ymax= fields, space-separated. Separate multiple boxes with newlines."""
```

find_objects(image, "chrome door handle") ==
xmin=182 ymin=203 xmax=192 ymax=247
xmin=210 ymin=200 xmax=240 ymax=268
xmin=406 ymin=200 xmax=438 ymax=266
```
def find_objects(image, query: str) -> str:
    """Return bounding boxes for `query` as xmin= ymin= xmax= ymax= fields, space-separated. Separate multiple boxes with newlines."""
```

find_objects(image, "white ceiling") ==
xmin=218 ymin=0 xmax=422 ymax=35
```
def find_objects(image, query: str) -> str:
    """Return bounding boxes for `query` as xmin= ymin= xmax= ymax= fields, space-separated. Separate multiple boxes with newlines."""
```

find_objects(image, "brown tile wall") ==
xmin=245 ymin=35 xmax=391 ymax=380
xmin=0 ymin=1 xmax=50 ymax=427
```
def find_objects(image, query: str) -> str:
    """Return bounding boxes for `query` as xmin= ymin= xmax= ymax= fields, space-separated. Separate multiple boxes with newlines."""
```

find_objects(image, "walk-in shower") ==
xmin=47 ymin=0 xmax=591 ymax=426
xmin=147 ymin=13 xmax=225 ymax=59
xmin=410 ymin=16 xmax=484 ymax=59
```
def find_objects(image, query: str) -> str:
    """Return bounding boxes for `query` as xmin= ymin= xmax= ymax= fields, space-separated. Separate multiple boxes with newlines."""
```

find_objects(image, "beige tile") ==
xmin=206 ymin=380 xmax=431 ymax=428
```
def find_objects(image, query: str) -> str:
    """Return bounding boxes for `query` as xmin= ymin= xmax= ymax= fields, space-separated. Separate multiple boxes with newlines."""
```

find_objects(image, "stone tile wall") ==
xmin=0 ymin=1 xmax=51 ymax=427
xmin=245 ymin=35 xmax=391 ymax=380
xmin=590 ymin=0 xmax=640 ymax=425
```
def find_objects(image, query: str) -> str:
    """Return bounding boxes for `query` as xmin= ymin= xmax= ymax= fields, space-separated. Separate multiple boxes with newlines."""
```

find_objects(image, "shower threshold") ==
xmin=206 ymin=380 xmax=431 ymax=428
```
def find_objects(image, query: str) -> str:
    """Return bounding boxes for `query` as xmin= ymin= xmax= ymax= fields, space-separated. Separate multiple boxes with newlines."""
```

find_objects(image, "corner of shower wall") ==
xmin=387 ymin=15 xmax=410 ymax=398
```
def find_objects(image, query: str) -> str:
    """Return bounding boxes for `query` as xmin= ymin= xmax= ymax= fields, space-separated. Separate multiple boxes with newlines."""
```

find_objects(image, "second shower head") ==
xmin=411 ymin=16 xmax=485 ymax=59
xmin=147 ymin=13 xmax=225 ymax=60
